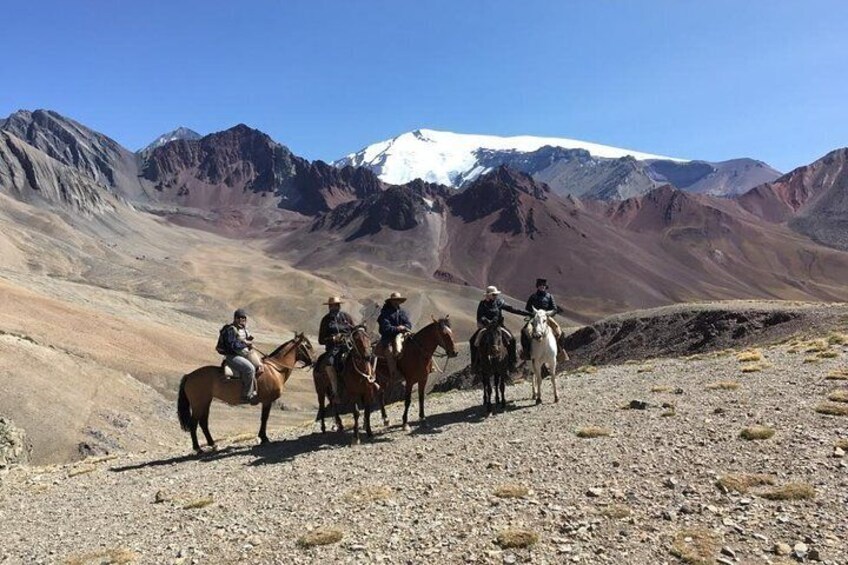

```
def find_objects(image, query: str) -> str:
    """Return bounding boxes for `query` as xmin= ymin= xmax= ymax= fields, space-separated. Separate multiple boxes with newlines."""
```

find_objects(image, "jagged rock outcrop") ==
xmin=0 ymin=416 xmax=32 ymax=468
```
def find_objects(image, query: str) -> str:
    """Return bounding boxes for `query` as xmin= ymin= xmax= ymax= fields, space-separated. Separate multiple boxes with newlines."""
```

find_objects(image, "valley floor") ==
xmin=1 ymin=341 xmax=847 ymax=564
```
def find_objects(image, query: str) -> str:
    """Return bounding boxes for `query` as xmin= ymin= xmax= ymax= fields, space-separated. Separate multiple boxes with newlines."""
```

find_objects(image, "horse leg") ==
xmin=199 ymin=413 xmax=215 ymax=448
xmin=499 ymin=369 xmax=507 ymax=408
xmin=550 ymin=363 xmax=559 ymax=404
xmin=351 ymin=402 xmax=361 ymax=446
xmin=258 ymin=402 xmax=272 ymax=444
xmin=402 ymin=380 xmax=413 ymax=432
xmin=483 ymin=372 xmax=492 ymax=416
xmin=380 ymin=389 xmax=390 ymax=428
xmin=189 ymin=419 xmax=201 ymax=453
xmin=364 ymin=395 xmax=373 ymax=438
xmin=530 ymin=360 xmax=538 ymax=400
xmin=316 ymin=386 xmax=327 ymax=434
xmin=418 ymin=379 xmax=427 ymax=427
xmin=535 ymin=365 xmax=543 ymax=405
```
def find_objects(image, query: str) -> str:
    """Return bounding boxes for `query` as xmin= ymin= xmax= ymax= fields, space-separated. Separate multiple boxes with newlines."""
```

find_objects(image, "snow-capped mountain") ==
xmin=335 ymin=129 xmax=781 ymax=199
xmin=334 ymin=128 xmax=685 ymax=186
xmin=138 ymin=126 xmax=202 ymax=157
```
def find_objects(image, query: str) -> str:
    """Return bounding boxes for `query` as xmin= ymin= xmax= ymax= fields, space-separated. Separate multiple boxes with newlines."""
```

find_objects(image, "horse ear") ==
xmin=445 ymin=313 xmax=450 ymax=319
xmin=532 ymin=307 xmax=539 ymax=314
xmin=431 ymin=314 xmax=437 ymax=323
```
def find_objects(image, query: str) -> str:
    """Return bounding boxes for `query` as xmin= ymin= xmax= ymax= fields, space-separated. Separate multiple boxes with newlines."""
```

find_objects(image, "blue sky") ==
xmin=1 ymin=0 xmax=846 ymax=171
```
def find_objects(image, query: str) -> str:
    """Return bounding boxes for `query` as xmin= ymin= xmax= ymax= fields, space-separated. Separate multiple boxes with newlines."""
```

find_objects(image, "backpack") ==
xmin=215 ymin=324 xmax=233 ymax=356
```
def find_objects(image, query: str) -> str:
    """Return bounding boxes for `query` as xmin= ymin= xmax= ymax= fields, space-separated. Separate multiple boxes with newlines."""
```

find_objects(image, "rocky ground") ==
xmin=1 ymin=335 xmax=847 ymax=564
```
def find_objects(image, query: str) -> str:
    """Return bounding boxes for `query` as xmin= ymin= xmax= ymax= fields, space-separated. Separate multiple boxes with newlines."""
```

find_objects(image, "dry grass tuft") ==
xmin=803 ymin=356 xmax=821 ymax=364
xmin=736 ymin=349 xmax=763 ymax=363
xmin=834 ymin=439 xmax=848 ymax=450
xmin=65 ymin=548 xmax=138 ymax=565
xmin=706 ymin=381 xmax=740 ymax=391
xmin=805 ymin=339 xmax=829 ymax=353
xmin=182 ymin=496 xmax=214 ymax=510
xmin=493 ymin=484 xmax=530 ymax=498
xmin=661 ymin=409 xmax=676 ymax=417
xmin=225 ymin=432 xmax=257 ymax=444
xmin=741 ymin=362 xmax=771 ymax=373
xmin=815 ymin=402 xmax=848 ymax=416
xmin=669 ymin=527 xmax=720 ymax=565
xmin=651 ymin=385 xmax=673 ymax=393
xmin=67 ymin=466 xmax=97 ymax=478
xmin=827 ymin=390 xmax=848 ymax=403
xmin=84 ymin=454 xmax=118 ymax=464
xmin=759 ymin=482 xmax=816 ymax=501
xmin=818 ymin=350 xmax=839 ymax=359
xmin=297 ymin=528 xmax=344 ymax=548
xmin=826 ymin=369 xmax=848 ymax=380
xmin=827 ymin=332 xmax=848 ymax=346
xmin=636 ymin=365 xmax=655 ymax=373
xmin=344 ymin=485 xmax=393 ymax=503
xmin=496 ymin=528 xmax=538 ymax=549
xmin=575 ymin=365 xmax=598 ymax=374
xmin=575 ymin=426 xmax=611 ymax=439
xmin=716 ymin=473 xmax=775 ymax=494
xmin=598 ymin=504 xmax=631 ymax=519
xmin=739 ymin=426 xmax=775 ymax=440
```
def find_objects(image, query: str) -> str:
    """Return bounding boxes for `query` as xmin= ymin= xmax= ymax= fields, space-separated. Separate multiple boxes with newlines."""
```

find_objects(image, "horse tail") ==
xmin=177 ymin=374 xmax=195 ymax=432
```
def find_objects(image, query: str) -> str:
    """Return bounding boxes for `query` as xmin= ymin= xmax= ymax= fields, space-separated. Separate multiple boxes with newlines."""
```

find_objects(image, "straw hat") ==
xmin=385 ymin=291 xmax=407 ymax=303
xmin=323 ymin=296 xmax=344 ymax=305
xmin=485 ymin=286 xmax=501 ymax=296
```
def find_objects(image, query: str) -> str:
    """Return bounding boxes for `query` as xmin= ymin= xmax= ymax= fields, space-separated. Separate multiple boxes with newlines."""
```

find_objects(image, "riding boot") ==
xmin=387 ymin=354 xmax=401 ymax=382
xmin=470 ymin=343 xmax=479 ymax=373
xmin=326 ymin=366 xmax=343 ymax=405
xmin=520 ymin=332 xmax=531 ymax=361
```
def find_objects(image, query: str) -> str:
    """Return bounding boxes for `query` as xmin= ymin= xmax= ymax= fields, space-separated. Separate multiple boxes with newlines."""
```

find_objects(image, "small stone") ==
xmin=628 ymin=400 xmax=648 ymax=410
xmin=773 ymin=542 xmax=792 ymax=556
xmin=663 ymin=477 xmax=678 ymax=489
xmin=808 ymin=548 xmax=822 ymax=561
xmin=793 ymin=542 xmax=808 ymax=558
xmin=833 ymin=447 xmax=845 ymax=458
xmin=503 ymin=554 xmax=516 ymax=564
xmin=586 ymin=487 xmax=604 ymax=498
xmin=154 ymin=490 xmax=167 ymax=503
xmin=716 ymin=559 xmax=733 ymax=565
xmin=721 ymin=546 xmax=736 ymax=559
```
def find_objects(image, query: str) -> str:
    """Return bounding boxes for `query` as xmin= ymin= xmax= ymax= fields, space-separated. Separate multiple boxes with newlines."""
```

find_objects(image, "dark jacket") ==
xmin=318 ymin=310 xmax=354 ymax=350
xmin=378 ymin=303 xmax=413 ymax=343
xmin=477 ymin=296 xmax=528 ymax=326
xmin=526 ymin=290 xmax=557 ymax=314
xmin=221 ymin=324 xmax=251 ymax=357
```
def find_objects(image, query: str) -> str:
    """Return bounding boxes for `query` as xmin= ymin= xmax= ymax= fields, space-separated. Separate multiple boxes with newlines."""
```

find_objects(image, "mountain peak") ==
xmin=139 ymin=126 xmax=201 ymax=155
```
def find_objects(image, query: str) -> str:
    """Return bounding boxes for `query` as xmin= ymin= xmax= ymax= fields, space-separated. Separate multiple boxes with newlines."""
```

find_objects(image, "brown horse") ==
xmin=376 ymin=316 xmax=458 ymax=431
xmin=177 ymin=333 xmax=315 ymax=452
xmin=313 ymin=325 xmax=380 ymax=444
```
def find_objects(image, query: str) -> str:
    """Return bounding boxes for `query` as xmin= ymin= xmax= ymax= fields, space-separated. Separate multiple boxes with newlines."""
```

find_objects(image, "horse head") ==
xmin=431 ymin=314 xmax=458 ymax=358
xmin=349 ymin=324 xmax=372 ymax=359
xmin=481 ymin=319 xmax=506 ymax=358
xmin=294 ymin=332 xmax=315 ymax=367
xmin=530 ymin=308 xmax=550 ymax=340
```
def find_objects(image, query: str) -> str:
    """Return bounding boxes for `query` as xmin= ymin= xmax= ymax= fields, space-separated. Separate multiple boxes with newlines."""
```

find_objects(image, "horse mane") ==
xmin=268 ymin=338 xmax=295 ymax=358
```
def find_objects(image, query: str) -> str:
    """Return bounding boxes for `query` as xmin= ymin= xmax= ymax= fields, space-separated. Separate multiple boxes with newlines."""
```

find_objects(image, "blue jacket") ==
xmin=378 ymin=303 xmax=413 ymax=343
xmin=221 ymin=324 xmax=251 ymax=356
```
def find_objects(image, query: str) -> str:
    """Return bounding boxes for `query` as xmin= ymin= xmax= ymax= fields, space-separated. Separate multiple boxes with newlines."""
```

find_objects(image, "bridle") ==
xmin=257 ymin=335 xmax=314 ymax=372
xmin=530 ymin=313 xmax=550 ymax=341
xmin=482 ymin=323 xmax=508 ymax=362
xmin=405 ymin=320 xmax=456 ymax=373
xmin=342 ymin=326 xmax=378 ymax=384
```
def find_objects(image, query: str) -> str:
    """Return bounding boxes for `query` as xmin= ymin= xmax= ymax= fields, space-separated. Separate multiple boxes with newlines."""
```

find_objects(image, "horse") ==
xmin=478 ymin=320 xmax=510 ymax=415
xmin=177 ymin=333 xmax=315 ymax=452
xmin=375 ymin=316 xmax=458 ymax=431
xmin=313 ymin=325 xmax=380 ymax=444
xmin=526 ymin=308 xmax=559 ymax=404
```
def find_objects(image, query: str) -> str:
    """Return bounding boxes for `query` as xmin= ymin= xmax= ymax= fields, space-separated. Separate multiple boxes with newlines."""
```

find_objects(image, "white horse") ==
xmin=526 ymin=308 xmax=559 ymax=404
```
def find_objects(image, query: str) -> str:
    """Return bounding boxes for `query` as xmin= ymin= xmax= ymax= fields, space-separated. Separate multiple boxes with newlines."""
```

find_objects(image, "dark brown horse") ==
xmin=313 ymin=325 xmax=379 ymax=444
xmin=478 ymin=321 xmax=510 ymax=415
xmin=177 ymin=333 xmax=315 ymax=452
xmin=376 ymin=316 xmax=458 ymax=431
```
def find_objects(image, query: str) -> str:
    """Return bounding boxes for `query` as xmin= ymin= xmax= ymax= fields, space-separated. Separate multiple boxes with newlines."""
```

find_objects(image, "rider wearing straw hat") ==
xmin=318 ymin=296 xmax=355 ymax=403
xmin=378 ymin=291 xmax=413 ymax=382
xmin=470 ymin=286 xmax=529 ymax=372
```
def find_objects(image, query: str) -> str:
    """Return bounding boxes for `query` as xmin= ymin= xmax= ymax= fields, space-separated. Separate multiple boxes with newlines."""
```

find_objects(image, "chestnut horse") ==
xmin=375 ymin=316 xmax=458 ymax=430
xmin=313 ymin=325 xmax=380 ymax=444
xmin=478 ymin=321 xmax=510 ymax=415
xmin=177 ymin=333 xmax=315 ymax=452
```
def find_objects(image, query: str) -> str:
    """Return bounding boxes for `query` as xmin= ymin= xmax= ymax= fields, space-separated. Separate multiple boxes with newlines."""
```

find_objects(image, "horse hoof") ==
xmin=402 ymin=424 xmax=411 ymax=432
xmin=554 ymin=396 xmax=559 ymax=404
xmin=351 ymin=437 xmax=360 ymax=446
xmin=535 ymin=398 xmax=543 ymax=405
xmin=383 ymin=418 xmax=390 ymax=427
xmin=259 ymin=437 xmax=270 ymax=445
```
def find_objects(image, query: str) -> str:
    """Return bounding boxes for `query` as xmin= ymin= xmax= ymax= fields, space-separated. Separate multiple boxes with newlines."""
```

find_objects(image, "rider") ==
xmin=317 ymin=296 xmax=355 ymax=404
xmin=378 ymin=292 xmax=413 ymax=381
xmin=219 ymin=308 xmax=260 ymax=405
xmin=521 ymin=278 xmax=566 ymax=363
xmin=470 ymin=286 xmax=528 ymax=372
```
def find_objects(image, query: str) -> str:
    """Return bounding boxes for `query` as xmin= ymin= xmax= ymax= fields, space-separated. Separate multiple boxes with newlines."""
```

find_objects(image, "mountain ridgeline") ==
xmin=3 ymin=108 xmax=848 ymax=317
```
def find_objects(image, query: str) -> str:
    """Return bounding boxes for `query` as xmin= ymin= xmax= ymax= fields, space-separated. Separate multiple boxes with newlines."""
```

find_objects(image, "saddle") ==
xmin=219 ymin=357 xmax=266 ymax=379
